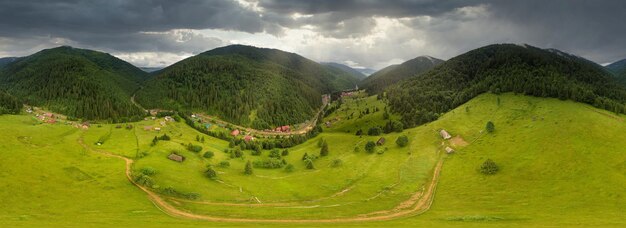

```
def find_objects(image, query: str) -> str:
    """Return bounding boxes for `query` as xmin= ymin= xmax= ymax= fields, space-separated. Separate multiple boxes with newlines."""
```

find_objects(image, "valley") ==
xmin=1 ymin=93 xmax=624 ymax=226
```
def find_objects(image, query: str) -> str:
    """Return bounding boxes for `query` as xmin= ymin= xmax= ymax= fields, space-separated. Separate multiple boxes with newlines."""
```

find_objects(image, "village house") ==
xmin=164 ymin=116 xmax=174 ymax=122
xmin=244 ymin=135 xmax=254 ymax=142
xmin=440 ymin=129 xmax=452 ymax=140
xmin=167 ymin=153 xmax=185 ymax=162
xmin=154 ymin=127 xmax=161 ymax=131
xmin=376 ymin=137 xmax=386 ymax=146
xmin=445 ymin=147 xmax=455 ymax=154
xmin=231 ymin=129 xmax=240 ymax=137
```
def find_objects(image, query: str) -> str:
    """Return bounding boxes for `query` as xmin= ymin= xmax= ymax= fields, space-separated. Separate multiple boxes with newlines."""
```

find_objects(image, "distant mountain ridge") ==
xmin=0 ymin=46 xmax=148 ymax=121
xmin=606 ymin=59 xmax=626 ymax=85
xmin=359 ymin=55 xmax=444 ymax=94
xmin=321 ymin=62 xmax=367 ymax=80
xmin=136 ymin=44 xmax=360 ymax=129
xmin=387 ymin=44 xmax=626 ymax=128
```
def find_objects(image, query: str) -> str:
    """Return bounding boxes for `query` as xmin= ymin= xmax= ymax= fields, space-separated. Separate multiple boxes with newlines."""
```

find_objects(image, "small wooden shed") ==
xmin=445 ymin=146 xmax=455 ymax=154
xmin=167 ymin=153 xmax=185 ymax=162
xmin=376 ymin=137 xmax=386 ymax=146
xmin=440 ymin=129 xmax=452 ymax=140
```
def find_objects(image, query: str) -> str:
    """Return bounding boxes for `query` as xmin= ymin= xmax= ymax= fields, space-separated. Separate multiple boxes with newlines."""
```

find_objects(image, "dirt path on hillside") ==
xmin=78 ymin=135 xmax=445 ymax=223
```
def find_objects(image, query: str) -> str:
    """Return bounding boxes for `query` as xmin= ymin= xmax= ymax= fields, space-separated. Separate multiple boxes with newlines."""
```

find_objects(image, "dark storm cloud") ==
xmin=0 ymin=0 xmax=264 ymax=35
xmin=0 ymin=0 xmax=624 ymax=66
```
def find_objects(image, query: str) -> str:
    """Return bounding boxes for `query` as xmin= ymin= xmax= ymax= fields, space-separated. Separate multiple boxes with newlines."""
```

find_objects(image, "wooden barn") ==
xmin=167 ymin=153 xmax=185 ymax=162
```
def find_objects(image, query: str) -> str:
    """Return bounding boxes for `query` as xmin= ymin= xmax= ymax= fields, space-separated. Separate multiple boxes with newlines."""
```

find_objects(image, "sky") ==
xmin=0 ymin=0 xmax=625 ymax=69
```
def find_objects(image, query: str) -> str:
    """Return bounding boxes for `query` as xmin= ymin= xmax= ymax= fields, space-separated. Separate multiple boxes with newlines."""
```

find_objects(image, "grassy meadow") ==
xmin=0 ymin=93 xmax=624 ymax=227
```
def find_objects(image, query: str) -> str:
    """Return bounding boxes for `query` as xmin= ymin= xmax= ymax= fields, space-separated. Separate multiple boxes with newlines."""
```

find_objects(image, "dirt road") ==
xmin=78 ymin=135 xmax=444 ymax=223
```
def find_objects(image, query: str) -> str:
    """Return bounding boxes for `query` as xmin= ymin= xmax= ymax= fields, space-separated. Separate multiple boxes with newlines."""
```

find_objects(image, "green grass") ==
xmin=0 ymin=93 xmax=624 ymax=227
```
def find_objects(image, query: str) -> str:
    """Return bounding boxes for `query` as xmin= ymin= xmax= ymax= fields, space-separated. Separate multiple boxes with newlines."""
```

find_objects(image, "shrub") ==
xmin=269 ymin=149 xmax=281 ymax=158
xmin=480 ymin=159 xmax=499 ymax=175
xmin=219 ymin=161 xmax=230 ymax=168
xmin=365 ymin=141 xmax=376 ymax=153
xmin=320 ymin=141 xmax=329 ymax=156
xmin=281 ymin=149 xmax=289 ymax=156
xmin=331 ymin=159 xmax=343 ymax=167
xmin=140 ymin=167 xmax=157 ymax=176
xmin=244 ymin=161 xmax=253 ymax=175
xmin=367 ymin=126 xmax=382 ymax=136
xmin=304 ymin=158 xmax=315 ymax=169
xmin=205 ymin=167 xmax=217 ymax=179
xmin=284 ymin=164 xmax=295 ymax=172
xmin=396 ymin=135 xmax=409 ymax=147
xmin=186 ymin=143 xmax=203 ymax=153
xmin=253 ymin=158 xmax=285 ymax=169
xmin=203 ymin=151 xmax=214 ymax=158
xmin=486 ymin=121 xmax=495 ymax=133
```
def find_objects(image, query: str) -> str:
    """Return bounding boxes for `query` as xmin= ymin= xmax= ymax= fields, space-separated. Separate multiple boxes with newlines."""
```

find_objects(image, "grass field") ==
xmin=0 ymin=93 xmax=624 ymax=227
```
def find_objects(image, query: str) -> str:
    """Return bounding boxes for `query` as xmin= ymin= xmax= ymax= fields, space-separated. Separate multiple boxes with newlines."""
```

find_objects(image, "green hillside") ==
xmin=606 ymin=59 xmax=626 ymax=85
xmin=0 ymin=46 xmax=148 ymax=121
xmin=387 ymin=44 xmax=626 ymax=128
xmin=360 ymin=56 xmax=444 ymax=94
xmin=321 ymin=62 xmax=367 ymax=80
xmin=136 ymin=45 xmax=359 ymax=129
xmin=0 ymin=93 xmax=624 ymax=226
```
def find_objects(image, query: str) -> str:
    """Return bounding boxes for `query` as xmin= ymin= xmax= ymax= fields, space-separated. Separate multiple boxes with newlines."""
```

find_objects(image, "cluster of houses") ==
xmin=230 ymin=129 xmax=256 ymax=142
xmin=439 ymin=129 xmax=455 ymax=154
xmin=35 ymin=112 xmax=57 ymax=124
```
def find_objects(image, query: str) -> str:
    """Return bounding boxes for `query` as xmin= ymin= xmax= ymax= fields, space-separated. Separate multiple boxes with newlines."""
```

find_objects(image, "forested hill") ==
xmin=0 ymin=46 xmax=147 ymax=121
xmin=321 ymin=62 xmax=367 ymax=80
xmin=606 ymin=59 xmax=626 ymax=85
xmin=0 ymin=57 xmax=21 ymax=69
xmin=387 ymin=44 xmax=626 ymax=128
xmin=0 ymin=90 xmax=20 ymax=114
xmin=359 ymin=56 xmax=444 ymax=94
xmin=136 ymin=45 xmax=357 ymax=129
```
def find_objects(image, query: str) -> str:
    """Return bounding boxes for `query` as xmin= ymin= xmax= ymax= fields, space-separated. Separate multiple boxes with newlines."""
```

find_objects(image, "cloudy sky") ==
xmin=0 ymin=0 xmax=625 ymax=69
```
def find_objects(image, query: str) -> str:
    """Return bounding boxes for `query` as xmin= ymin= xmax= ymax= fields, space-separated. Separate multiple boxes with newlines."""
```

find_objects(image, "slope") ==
xmin=136 ymin=45 xmax=359 ymax=129
xmin=606 ymin=59 xmax=626 ymax=85
xmin=387 ymin=44 xmax=626 ymax=128
xmin=321 ymin=62 xmax=367 ymax=80
xmin=0 ymin=46 xmax=147 ymax=121
xmin=360 ymin=56 xmax=443 ymax=94
xmin=1 ymin=93 xmax=625 ymax=227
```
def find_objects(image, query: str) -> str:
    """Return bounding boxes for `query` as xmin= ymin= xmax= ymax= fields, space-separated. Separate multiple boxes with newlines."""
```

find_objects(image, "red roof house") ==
xmin=244 ymin=135 xmax=254 ymax=142
xmin=230 ymin=129 xmax=240 ymax=136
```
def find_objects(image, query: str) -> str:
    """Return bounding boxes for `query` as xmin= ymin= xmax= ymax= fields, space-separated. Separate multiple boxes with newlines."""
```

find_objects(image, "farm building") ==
xmin=231 ymin=129 xmax=240 ymax=136
xmin=154 ymin=127 xmax=161 ymax=131
xmin=376 ymin=137 xmax=386 ymax=145
xmin=164 ymin=116 xmax=174 ymax=122
xmin=167 ymin=153 xmax=185 ymax=162
xmin=445 ymin=147 xmax=455 ymax=154
xmin=244 ymin=135 xmax=254 ymax=142
xmin=44 ymin=113 xmax=54 ymax=118
xmin=440 ymin=129 xmax=452 ymax=140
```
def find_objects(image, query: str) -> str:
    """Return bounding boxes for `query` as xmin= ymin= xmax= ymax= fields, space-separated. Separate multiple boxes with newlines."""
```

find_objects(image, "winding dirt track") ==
xmin=78 ymin=136 xmax=444 ymax=223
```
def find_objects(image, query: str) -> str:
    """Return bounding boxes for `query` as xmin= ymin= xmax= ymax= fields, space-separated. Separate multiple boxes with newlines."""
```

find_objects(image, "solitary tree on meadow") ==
xmin=244 ymin=161 xmax=253 ymax=175
xmin=486 ymin=121 xmax=495 ymax=133
xmin=320 ymin=141 xmax=329 ymax=156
